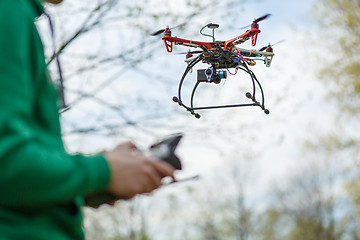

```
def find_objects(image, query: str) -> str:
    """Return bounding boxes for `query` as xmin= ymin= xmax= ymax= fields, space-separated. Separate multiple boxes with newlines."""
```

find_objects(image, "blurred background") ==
xmin=39 ymin=0 xmax=360 ymax=239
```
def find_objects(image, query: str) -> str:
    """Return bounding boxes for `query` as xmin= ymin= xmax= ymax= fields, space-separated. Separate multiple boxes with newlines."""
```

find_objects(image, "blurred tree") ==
xmin=317 ymin=0 xmax=360 ymax=115
xmin=84 ymin=198 xmax=154 ymax=240
xmin=315 ymin=0 xmax=360 ymax=230
xmin=256 ymin=208 xmax=283 ymax=240
xmin=182 ymin=151 xmax=258 ymax=240
xmin=257 ymin=159 xmax=351 ymax=240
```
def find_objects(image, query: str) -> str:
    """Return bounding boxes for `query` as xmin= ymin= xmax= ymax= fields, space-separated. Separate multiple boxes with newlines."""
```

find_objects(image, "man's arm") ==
xmin=0 ymin=3 xmax=174 ymax=208
xmin=0 ymin=3 xmax=111 ymax=208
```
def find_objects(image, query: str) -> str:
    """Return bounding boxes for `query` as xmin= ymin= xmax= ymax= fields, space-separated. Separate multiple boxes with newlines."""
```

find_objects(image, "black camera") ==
xmin=197 ymin=68 xmax=227 ymax=84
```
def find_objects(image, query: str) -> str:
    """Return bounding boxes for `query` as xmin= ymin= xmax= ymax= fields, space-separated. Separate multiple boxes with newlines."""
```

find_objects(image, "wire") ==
xmin=226 ymin=64 xmax=239 ymax=75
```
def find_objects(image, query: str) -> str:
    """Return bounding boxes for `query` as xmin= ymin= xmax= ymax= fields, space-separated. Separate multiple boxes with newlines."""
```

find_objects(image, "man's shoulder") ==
xmin=0 ymin=0 xmax=43 ymax=19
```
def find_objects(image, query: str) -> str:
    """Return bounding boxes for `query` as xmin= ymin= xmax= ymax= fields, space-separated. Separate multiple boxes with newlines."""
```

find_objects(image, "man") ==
xmin=0 ymin=0 xmax=175 ymax=239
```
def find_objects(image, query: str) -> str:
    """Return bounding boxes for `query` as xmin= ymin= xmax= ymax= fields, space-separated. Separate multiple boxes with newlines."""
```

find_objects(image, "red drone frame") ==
xmin=152 ymin=14 xmax=275 ymax=118
xmin=155 ymin=14 xmax=269 ymax=52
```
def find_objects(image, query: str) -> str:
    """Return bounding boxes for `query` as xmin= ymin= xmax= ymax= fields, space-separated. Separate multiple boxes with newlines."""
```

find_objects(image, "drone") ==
xmin=152 ymin=14 xmax=275 ymax=118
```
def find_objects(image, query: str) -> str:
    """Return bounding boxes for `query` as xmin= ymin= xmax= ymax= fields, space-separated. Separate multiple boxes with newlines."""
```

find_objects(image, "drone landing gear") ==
xmin=246 ymin=92 xmax=270 ymax=115
xmin=173 ymin=93 xmax=269 ymax=119
xmin=173 ymin=96 xmax=201 ymax=118
xmin=173 ymin=50 xmax=270 ymax=119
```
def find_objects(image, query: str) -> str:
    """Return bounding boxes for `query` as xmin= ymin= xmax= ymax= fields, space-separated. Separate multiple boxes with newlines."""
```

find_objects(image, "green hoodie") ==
xmin=0 ymin=0 xmax=111 ymax=239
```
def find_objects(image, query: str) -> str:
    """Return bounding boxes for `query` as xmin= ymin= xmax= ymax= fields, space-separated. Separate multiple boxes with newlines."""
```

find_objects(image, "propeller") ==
xmin=151 ymin=23 xmax=186 ymax=36
xmin=258 ymin=40 xmax=285 ymax=51
xmin=239 ymin=13 xmax=272 ymax=29
xmin=175 ymin=50 xmax=203 ymax=55
xmin=254 ymin=13 xmax=271 ymax=23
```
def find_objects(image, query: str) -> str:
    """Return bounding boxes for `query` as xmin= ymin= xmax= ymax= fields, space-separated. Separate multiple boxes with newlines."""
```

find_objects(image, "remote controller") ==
xmin=85 ymin=134 xmax=183 ymax=207
xmin=147 ymin=134 xmax=183 ymax=170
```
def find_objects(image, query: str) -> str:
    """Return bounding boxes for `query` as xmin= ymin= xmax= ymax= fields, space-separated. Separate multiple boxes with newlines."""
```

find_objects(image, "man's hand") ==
xmin=104 ymin=142 xmax=175 ymax=199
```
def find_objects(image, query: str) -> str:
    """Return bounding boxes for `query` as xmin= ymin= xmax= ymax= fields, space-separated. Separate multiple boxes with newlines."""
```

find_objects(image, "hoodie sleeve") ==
xmin=0 ymin=1 xmax=111 ymax=208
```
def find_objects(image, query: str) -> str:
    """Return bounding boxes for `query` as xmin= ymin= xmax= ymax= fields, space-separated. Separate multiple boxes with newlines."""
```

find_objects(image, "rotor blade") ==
xmin=271 ymin=39 xmax=286 ymax=46
xmin=171 ymin=23 xmax=186 ymax=30
xmin=239 ymin=24 xmax=251 ymax=30
xmin=151 ymin=29 xmax=166 ymax=36
xmin=258 ymin=40 xmax=285 ymax=51
xmin=254 ymin=13 xmax=271 ymax=23
xmin=259 ymin=46 xmax=268 ymax=51
xmin=150 ymin=23 xmax=186 ymax=36
xmin=239 ymin=14 xmax=271 ymax=29
xmin=175 ymin=50 xmax=203 ymax=55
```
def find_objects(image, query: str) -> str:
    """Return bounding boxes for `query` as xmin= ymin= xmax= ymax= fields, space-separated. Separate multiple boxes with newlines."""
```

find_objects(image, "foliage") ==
xmin=316 ymin=0 xmax=360 ymax=115
xmin=315 ymin=0 xmax=360 ymax=226
xmin=257 ymin=158 xmax=355 ymax=240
